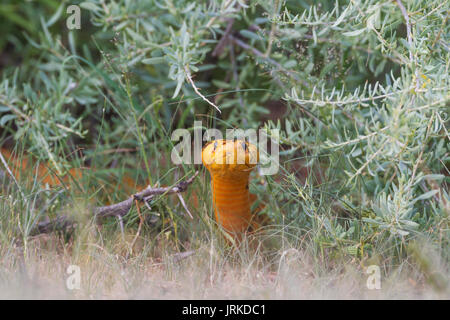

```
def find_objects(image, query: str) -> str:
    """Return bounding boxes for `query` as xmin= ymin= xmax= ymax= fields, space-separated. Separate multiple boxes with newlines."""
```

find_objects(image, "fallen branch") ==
xmin=30 ymin=171 xmax=199 ymax=236
xmin=30 ymin=216 xmax=74 ymax=235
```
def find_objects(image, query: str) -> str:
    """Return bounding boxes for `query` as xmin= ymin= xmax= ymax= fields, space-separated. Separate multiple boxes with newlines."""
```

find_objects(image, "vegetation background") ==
xmin=0 ymin=0 xmax=448 ymax=299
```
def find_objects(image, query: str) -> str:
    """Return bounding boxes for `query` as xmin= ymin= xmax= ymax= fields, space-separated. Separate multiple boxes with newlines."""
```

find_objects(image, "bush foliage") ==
xmin=0 ymin=0 xmax=448 ymax=292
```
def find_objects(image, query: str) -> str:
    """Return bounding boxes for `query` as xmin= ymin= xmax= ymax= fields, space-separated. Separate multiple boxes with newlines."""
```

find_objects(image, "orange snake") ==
xmin=202 ymin=139 xmax=259 ymax=234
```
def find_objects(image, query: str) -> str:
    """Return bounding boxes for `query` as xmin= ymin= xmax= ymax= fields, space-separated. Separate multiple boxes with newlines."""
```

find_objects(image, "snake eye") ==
xmin=203 ymin=141 xmax=214 ymax=150
xmin=242 ymin=142 xmax=248 ymax=153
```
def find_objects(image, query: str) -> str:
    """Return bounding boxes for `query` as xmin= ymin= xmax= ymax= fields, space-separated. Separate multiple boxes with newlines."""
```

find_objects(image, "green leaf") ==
xmin=196 ymin=64 xmax=216 ymax=72
xmin=283 ymin=60 xmax=297 ymax=69
xmin=421 ymin=174 xmax=445 ymax=182
xmin=412 ymin=190 xmax=439 ymax=203
xmin=142 ymin=57 xmax=166 ymax=65
xmin=0 ymin=106 xmax=11 ymax=113
xmin=80 ymin=2 xmax=101 ymax=11
xmin=173 ymin=78 xmax=184 ymax=99
xmin=46 ymin=2 xmax=64 ymax=27
xmin=239 ymin=30 xmax=260 ymax=41
xmin=342 ymin=28 xmax=366 ymax=37
xmin=0 ymin=114 xmax=17 ymax=126
xmin=212 ymin=80 xmax=231 ymax=89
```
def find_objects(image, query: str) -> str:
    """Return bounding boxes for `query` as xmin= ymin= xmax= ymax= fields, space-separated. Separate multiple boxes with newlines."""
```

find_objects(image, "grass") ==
xmin=0 ymin=227 xmax=447 ymax=299
xmin=0 ymin=149 xmax=448 ymax=299
xmin=0 ymin=0 xmax=449 ymax=300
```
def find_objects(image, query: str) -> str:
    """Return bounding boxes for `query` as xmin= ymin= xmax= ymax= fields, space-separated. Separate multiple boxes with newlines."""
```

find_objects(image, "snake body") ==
xmin=202 ymin=139 xmax=259 ymax=234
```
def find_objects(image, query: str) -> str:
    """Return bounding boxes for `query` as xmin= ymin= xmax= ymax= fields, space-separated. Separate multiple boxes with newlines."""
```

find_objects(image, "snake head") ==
xmin=202 ymin=139 xmax=259 ymax=176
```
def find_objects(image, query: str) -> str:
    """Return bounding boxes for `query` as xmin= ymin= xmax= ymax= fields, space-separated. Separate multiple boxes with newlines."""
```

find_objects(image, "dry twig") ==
xmin=184 ymin=66 xmax=221 ymax=113
xmin=29 ymin=171 xmax=199 ymax=236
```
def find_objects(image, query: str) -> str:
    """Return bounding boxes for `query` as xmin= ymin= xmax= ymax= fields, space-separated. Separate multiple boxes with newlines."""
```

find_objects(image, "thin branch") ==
xmin=212 ymin=18 xmax=235 ymax=57
xmin=127 ymin=198 xmax=144 ymax=258
xmin=229 ymin=36 xmax=287 ymax=76
xmin=177 ymin=193 xmax=193 ymax=219
xmin=117 ymin=215 xmax=125 ymax=241
xmin=436 ymin=111 xmax=450 ymax=142
xmin=326 ymin=126 xmax=389 ymax=148
xmin=409 ymin=114 xmax=434 ymax=186
xmin=298 ymin=33 xmax=403 ymax=65
xmin=0 ymin=99 xmax=31 ymax=122
xmin=395 ymin=0 xmax=420 ymax=91
xmin=229 ymin=41 xmax=246 ymax=124
xmin=250 ymin=23 xmax=404 ymax=65
xmin=94 ymin=171 xmax=199 ymax=218
xmin=0 ymin=152 xmax=25 ymax=199
xmin=416 ymin=1 xmax=447 ymax=22
xmin=171 ymin=250 xmax=195 ymax=262
xmin=347 ymin=138 xmax=389 ymax=184
xmin=287 ymin=86 xmax=447 ymax=108
xmin=205 ymin=0 xmax=235 ymax=29
xmin=184 ymin=66 xmax=221 ymax=113
xmin=407 ymin=96 xmax=449 ymax=112
xmin=431 ymin=13 xmax=448 ymax=49
xmin=264 ymin=0 xmax=281 ymax=58
xmin=30 ymin=171 xmax=199 ymax=236
xmin=229 ymin=35 xmax=308 ymax=87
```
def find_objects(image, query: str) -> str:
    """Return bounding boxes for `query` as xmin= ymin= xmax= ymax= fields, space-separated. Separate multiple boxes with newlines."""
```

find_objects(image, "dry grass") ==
xmin=1 ymin=227 xmax=448 ymax=300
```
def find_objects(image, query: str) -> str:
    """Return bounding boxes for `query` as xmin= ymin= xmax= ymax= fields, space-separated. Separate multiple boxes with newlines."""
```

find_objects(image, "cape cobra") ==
xmin=202 ymin=139 xmax=259 ymax=234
